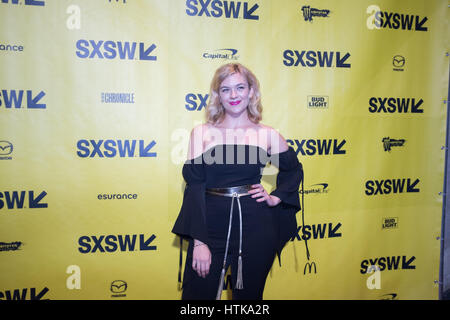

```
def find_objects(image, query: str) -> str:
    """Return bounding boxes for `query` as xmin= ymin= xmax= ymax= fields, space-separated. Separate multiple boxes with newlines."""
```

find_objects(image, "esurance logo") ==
xmin=0 ymin=90 xmax=46 ymax=109
xmin=1 ymin=0 xmax=45 ymax=6
xmin=76 ymin=40 xmax=157 ymax=61
xmin=283 ymin=50 xmax=351 ymax=68
xmin=367 ymin=5 xmax=428 ymax=32
xmin=78 ymin=234 xmax=157 ymax=253
xmin=76 ymin=139 xmax=157 ymax=158
xmin=186 ymin=0 xmax=259 ymax=20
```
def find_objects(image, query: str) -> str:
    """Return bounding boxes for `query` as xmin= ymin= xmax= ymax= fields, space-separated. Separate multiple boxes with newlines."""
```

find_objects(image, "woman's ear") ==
xmin=249 ymin=86 xmax=254 ymax=99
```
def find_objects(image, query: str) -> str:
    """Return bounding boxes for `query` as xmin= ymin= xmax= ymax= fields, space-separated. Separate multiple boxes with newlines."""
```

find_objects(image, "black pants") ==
xmin=181 ymin=193 xmax=277 ymax=300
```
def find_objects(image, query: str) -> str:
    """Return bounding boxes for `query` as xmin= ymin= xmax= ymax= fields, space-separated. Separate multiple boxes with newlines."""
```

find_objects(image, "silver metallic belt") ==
xmin=205 ymin=184 xmax=252 ymax=197
xmin=205 ymin=184 xmax=252 ymax=299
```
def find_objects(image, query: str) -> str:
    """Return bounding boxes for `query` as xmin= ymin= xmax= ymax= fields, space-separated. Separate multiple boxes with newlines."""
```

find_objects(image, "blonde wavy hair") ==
xmin=206 ymin=63 xmax=262 ymax=125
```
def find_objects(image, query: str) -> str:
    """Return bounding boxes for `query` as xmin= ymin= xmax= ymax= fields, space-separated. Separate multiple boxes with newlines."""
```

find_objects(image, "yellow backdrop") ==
xmin=0 ymin=0 xmax=448 ymax=300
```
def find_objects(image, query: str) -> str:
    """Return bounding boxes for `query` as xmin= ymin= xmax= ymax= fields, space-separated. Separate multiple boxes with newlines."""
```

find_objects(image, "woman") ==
xmin=172 ymin=63 xmax=303 ymax=300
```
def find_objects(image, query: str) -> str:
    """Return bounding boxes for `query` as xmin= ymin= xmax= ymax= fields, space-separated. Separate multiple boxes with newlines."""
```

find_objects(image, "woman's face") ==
xmin=218 ymin=72 xmax=254 ymax=116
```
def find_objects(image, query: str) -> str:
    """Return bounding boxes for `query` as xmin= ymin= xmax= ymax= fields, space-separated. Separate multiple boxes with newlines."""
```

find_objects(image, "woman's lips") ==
xmin=229 ymin=100 xmax=241 ymax=106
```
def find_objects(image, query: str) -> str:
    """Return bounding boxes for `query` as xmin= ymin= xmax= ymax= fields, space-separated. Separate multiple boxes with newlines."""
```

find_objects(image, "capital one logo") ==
xmin=76 ymin=40 xmax=157 ymax=61
xmin=186 ymin=0 xmax=259 ymax=20
xmin=1 ymin=0 xmax=45 ymax=6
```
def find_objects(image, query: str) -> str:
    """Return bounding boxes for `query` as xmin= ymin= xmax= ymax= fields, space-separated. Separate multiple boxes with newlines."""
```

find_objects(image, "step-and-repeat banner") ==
xmin=0 ymin=0 xmax=448 ymax=300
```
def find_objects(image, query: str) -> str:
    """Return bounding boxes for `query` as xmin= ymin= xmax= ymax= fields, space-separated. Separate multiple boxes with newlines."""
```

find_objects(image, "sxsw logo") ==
xmin=186 ymin=0 xmax=259 ymax=20
xmin=360 ymin=256 xmax=416 ymax=274
xmin=78 ymin=234 xmax=157 ymax=253
xmin=365 ymin=178 xmax=420 ymax=195
xmin=185 ymin=93 xmax=209 ymax=111
xmin=367 ymin=5 xmax=428 ymax=31
xmin=0 ymin=287 xmax=49 ymax=300
xmin=369 ymin=97 xmax=423 ymax=113
xmin=283 ymin=50 xmax=351 ymax=68
xmin=0 ymin=191 xmax=48 ymax=210
xmin=76 ymin=40 xmax=157 ymax=61
xmin=0 ymin=90 xmax=46 ymax=109
xmin=292 ymin=222 xmax=342 ymax=242
xmin=1 ymin=0 xmax=45 ymax=6
xmin=76 ymin=139 xmax=157 ymax=158
xmin=287 ymin=139 xmax=346 ymax=156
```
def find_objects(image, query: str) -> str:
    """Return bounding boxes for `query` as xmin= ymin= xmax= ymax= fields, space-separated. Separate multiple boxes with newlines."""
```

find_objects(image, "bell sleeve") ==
xmin=171 ymin=157 xmax=210 ymax=246
xmin=269 ymin=146 xmax=303 ymax=263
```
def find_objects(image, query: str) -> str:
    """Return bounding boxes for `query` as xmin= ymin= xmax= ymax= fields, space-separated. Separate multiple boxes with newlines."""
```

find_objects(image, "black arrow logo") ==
xmin=411 ymin=98 xmax=424 ymax=113
xmin=29 ymin=191 xmax=48 ymax=208
xmin=328 ymin=223 xmax=342 ymax=238
xmin=30 ymin=287 xmax=50 ymax=300
xmin=243 ymin=3 xmax=259 ymax=20
xmin=333 ymin=139 xmax=346 ymax=154
xmin=336 ymin=52 xmax=351 ymax=68
xmin=402 ymin=256 xmax=416 ymax=269
xmin=139 ymin=234 xmax=157 ymax=250
xmin=406 ymin=179 xmax=420 ymax=193
xmin=415 ymin=16 xmax=428 ymax=31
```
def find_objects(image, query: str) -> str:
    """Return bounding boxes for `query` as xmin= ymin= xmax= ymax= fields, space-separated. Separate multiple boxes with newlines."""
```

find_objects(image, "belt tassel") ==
xmin=236 ymin=254 xmax=243 ymax=289
xmin=215 ymin=192 xmax=244 ymax=300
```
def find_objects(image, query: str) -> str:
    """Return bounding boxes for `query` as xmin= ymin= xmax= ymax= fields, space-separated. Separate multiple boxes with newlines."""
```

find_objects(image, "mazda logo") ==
xmin=0 ymin=141 xmax=13 ymax=155
xmin=393 ymin=55 xmax=405 ymax=68
xmin=110 ymin=280 xmax=127 ymax=293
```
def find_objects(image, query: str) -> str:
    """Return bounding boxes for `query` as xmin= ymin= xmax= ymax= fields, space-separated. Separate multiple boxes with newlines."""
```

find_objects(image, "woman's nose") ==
xmin=230 ymin=88 xmax=237 ymax=98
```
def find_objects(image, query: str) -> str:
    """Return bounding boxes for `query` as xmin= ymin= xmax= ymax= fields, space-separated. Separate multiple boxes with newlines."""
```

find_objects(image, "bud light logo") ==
xmin=76 ymin=139 xmax=157 ymax=158
xmin=75 ymin=40 xmax=157 ymax=61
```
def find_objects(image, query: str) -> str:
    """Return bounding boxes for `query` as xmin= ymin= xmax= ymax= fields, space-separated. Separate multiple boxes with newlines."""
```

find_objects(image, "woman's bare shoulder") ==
xmin=258 ymin=123 xmax=289 ymax=154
